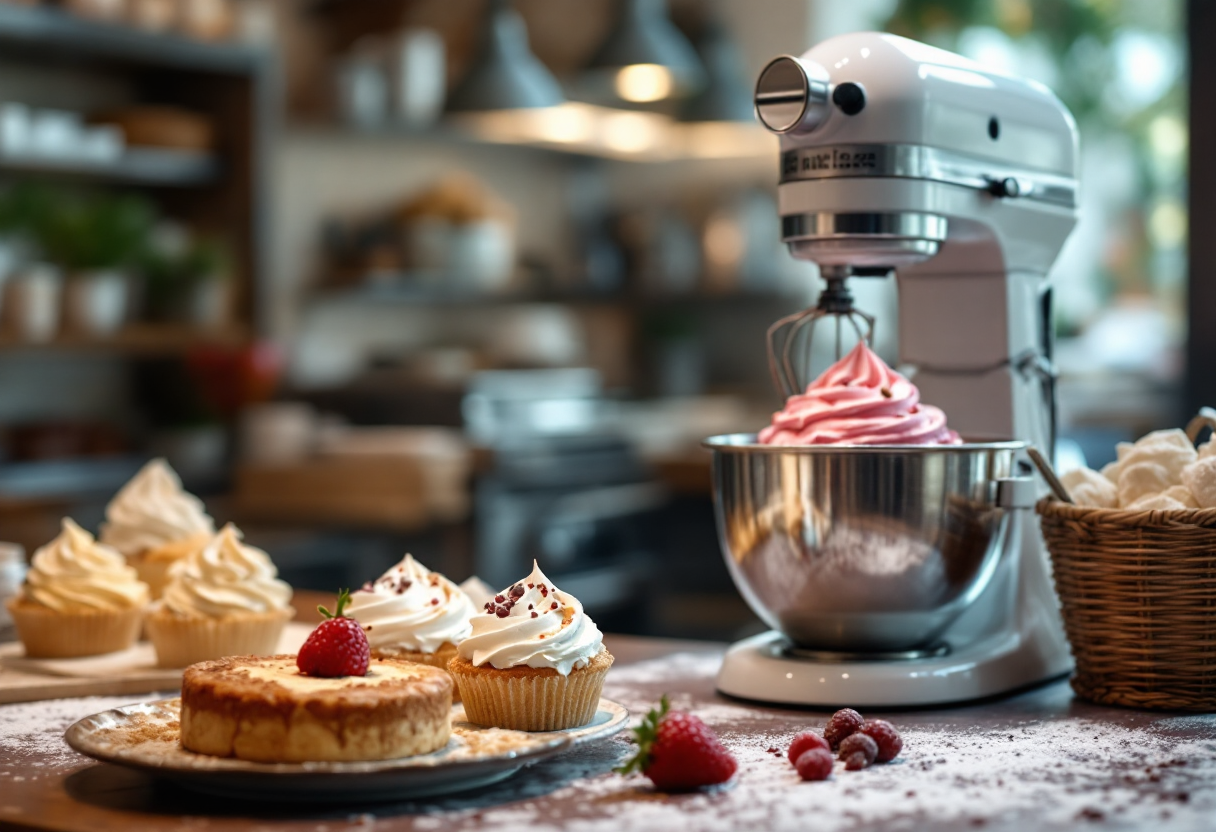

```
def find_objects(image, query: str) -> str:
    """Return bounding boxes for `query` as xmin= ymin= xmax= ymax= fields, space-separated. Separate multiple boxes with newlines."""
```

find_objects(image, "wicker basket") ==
xmin=1037 ymin=411 xmax=1216 ymax=711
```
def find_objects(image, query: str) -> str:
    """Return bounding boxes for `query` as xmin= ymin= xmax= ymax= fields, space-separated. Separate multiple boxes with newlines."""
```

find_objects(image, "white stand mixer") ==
xmin=707 ymin=32 xmax=1079 ymax=707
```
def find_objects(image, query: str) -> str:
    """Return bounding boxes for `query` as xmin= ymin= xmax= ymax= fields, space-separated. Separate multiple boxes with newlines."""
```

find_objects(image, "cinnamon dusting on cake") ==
xmin=97 ymin=712 xmax=180 ymax=746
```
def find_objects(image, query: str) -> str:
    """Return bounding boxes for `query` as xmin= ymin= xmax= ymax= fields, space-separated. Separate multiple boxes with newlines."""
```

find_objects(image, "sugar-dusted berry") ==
xmin=787 ymin=730 xmax=830 ymax=766
xmin=860 ymin=719 xmax=903 ymax=763
xmin=838 ymin=732 xmax=878 ymax=769
xmin=794 ymin=748 xmax=834 ymax=781
xmin=824 ymin=708 xmax=864 ymax=749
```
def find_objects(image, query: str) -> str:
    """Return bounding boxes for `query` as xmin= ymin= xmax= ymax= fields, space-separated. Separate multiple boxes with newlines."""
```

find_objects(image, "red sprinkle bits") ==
xmin=485 ymin=583 xmax=532 ymax=617
xmin=373 ymin=574 xmax=413 ymax=595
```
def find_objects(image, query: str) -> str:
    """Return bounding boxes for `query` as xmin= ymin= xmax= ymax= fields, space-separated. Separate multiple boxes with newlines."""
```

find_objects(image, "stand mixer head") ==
xmin=707 ymin=31 xmax=1079 ymax=706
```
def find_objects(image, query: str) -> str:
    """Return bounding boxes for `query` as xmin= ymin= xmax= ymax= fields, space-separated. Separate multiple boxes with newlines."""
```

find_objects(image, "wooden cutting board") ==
xmin=0 ymin=622 xmax=311 ymax=704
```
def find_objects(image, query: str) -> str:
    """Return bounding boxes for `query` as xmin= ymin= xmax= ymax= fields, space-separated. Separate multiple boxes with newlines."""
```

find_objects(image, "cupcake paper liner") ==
xmin=449 ymin=650 xmax=613 ymax=731
xmin=6 ymin=598 xmax=145 ymax=658
xmin=144 ymin=606 xmax=294 ymax=668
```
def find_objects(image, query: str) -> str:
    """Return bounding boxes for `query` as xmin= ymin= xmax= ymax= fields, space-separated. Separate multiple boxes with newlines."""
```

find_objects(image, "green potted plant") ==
xmin=141 ymin=226 xmax=232 ymax=328
xmin=41 ymin=192 xmax=154 ymax=337
xmin=0 ymin=184 xmax=65 ymax=342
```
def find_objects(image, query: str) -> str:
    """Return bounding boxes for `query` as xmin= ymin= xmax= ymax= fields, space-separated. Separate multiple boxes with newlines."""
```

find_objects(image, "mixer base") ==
xmin=717 ymin=630 xmax=1071 ymax=708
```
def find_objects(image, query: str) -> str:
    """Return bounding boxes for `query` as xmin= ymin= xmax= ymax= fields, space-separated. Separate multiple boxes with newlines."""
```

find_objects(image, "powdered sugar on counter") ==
xmin=584 ymin=654 xmax=1216 ymax=832
xmin=0 ymin=693 xmax=166 ymax=771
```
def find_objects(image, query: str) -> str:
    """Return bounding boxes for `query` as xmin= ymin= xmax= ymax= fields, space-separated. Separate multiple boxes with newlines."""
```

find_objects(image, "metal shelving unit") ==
xmin=0 ymin=323 xmax=248 ymax=355
xmin=0 ymin=148 xmax=219 ymax=187
xmin=0 ymin=3 xmax=263 ymax=73
xmin=311 ymin=276 xmax=802 ymax=310
xmin=0 ymin=3 xmax=274 ymax=337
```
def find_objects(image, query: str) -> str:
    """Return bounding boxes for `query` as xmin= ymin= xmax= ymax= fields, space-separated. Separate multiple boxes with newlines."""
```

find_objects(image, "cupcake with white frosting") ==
xmin=7 ymin=518 xmax=150 ymax=657
xmin=347 ymin=555 xmax=475 ymax=696
xmin=450 ymin=561 xmax=613 ymax=731
xmin=100 ymin=459 xmax=215 ymax=599
xmin=144 ymin=523 xmax=294 ymax=668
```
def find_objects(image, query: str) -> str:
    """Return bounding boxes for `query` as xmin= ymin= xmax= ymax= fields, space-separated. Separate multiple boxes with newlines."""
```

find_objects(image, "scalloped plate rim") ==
xmin=63 ymin=696 xmax=629 ymax=798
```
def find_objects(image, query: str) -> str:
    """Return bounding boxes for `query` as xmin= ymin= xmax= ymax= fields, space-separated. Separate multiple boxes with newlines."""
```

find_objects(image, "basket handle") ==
xmin=1185 ymin=407 xmax=1216 ymax=445
xmin=1027 ymin=446 xmax=1074 ymax=504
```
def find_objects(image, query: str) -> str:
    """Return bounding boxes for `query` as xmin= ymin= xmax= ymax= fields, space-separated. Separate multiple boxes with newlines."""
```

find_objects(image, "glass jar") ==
xmin=0 ymin=542 xmax=27 ymax=628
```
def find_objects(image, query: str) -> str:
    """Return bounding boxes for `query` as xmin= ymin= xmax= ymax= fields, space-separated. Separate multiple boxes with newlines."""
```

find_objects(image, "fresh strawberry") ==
xmin=296 ymin=589 xmax=370 ymax=678
xmin=616 ymin=696 xmax=737 ymax=791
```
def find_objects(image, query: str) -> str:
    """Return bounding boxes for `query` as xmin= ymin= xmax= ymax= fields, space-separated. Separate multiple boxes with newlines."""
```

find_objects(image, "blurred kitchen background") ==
xmin=0 ymin=0 xmax=1204 ymax=640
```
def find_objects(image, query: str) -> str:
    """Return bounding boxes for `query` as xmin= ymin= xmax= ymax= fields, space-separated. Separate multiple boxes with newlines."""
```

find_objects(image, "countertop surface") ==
xmin=4 ymin=630 xmax=1216 ymax=832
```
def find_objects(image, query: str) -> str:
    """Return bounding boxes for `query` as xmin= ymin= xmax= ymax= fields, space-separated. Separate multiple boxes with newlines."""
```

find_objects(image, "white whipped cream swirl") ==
xmin=100 ymin=459 xmax=215 ymax=557
xmin=161 ymin=523 xmax=292 ymax=618
xmin=24 ymin=519 xmax=149 ymax=612
xmin=347 ymin=555 xmax=475 ymax=653
xmin=457 ymin=561 xmax=604 ymax=676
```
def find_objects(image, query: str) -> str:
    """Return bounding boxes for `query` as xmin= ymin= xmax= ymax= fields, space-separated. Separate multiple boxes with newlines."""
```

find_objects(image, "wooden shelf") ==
xmin=0 ymin=323 xmax=249 ymax=355
xmin=313 ymin=280 xmax=800 ymax=309
xmin=314 ymin=281 xmax=620 ymax=308
xmin=0 ymin=4 xmax=265 ymax=74
xmin=0 ymin=147 xmax=219 ymax=186
xmin=287 ymin=110 xmax=777 ymax=164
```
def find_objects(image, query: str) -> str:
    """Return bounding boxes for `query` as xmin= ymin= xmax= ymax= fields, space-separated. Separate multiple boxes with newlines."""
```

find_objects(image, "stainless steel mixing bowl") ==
xmin=704 ymin=434 xmax=1025 ymax=652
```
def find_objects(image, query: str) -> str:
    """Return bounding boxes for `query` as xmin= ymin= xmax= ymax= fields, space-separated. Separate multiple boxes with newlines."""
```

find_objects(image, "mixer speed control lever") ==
xmin=986 ymin=176 xmax=1024 ymax=199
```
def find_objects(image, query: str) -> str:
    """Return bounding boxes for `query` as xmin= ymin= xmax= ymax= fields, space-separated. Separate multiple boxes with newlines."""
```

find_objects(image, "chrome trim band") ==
xmin=779 ymin=143 xmax=1077 ymax=208
xmin=780 ymin=641 xmax=952 ymax=663
xmin=781 ymin=211 xmax=948 ymax=242
xmin=703 ymin=434 xmax=1027 ymax=453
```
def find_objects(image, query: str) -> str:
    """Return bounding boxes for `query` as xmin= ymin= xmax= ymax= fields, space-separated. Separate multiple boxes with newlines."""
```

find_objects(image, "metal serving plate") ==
xmin=65 ymin=698 xmax=628 ymax=803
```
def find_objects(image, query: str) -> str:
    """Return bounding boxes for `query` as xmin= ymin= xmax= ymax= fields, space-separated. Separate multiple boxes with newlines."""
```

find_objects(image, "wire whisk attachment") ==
xmin=767 ymin=268 xmax=875 ymax=398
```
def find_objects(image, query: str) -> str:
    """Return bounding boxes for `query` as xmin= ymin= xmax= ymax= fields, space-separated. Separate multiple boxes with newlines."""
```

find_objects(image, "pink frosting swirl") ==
xmin=759 ymin=341 xmax=961 ymax=446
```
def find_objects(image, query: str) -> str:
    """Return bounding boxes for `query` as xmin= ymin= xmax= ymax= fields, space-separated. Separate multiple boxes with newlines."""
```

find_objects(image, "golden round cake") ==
xmin=180 ymin=654 xmax=453 ymax=762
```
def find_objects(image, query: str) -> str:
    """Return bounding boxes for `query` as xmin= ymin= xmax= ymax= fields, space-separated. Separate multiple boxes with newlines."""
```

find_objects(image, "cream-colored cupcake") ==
xmin=133 ymin=532 xmax=213 ymax=599
xmin=7 ymin=518 xmax=149 ymax=658
xmin=450 ymin=561 xmax=612 ymax=731
xmin=100 ymin=458 xmax=215 ymax=599
xmin=144 ymin=523 xmax=294 ymax=668
xmin=347 ymin=554 xmax=476 ymax=699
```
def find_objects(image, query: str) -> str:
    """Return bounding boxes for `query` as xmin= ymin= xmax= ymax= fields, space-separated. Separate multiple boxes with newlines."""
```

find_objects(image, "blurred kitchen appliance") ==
xmin=706 ymin=32 xmax=1079 ymax=706
xmin=466 ymin=370 xmax=664 ymax=625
